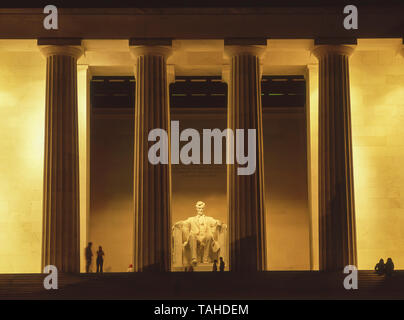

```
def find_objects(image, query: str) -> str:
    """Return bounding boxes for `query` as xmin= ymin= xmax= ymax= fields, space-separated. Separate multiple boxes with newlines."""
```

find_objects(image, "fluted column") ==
xmin=313 ymin=45 xmax=357 ymax=271
xmin=39 ymin=44 xmax=83 ymax=273
xmin=130 ymin=44 xmax=172 ymax=272
xmin=225 ymin=45 xmax=267 ymax=272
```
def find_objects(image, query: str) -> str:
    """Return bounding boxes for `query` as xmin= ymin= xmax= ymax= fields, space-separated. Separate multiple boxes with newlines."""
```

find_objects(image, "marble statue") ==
xmin=172 ymin=201 xmax=227 ymax=268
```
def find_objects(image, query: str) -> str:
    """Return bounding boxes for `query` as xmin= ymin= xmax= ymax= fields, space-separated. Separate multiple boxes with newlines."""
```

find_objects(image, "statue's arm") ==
xmin=173 ymin=220 xmax=185 ymax=229
xmin=208 ymin=217 xmax=222 ymax=228
xmin=214 ymin=219 xmax=226 ymax=234
xmin=173 ymin=219 xmax=192 ymax=247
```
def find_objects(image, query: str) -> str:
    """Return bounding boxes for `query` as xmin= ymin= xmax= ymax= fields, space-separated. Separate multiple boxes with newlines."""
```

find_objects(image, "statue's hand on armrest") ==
xmin=173 ymin=221 xmax=183 ymax=229
xmin=215 ymin=220 xmax=223 ymax=231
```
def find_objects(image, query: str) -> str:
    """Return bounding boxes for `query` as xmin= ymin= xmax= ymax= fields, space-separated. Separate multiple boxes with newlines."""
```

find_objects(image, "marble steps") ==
xmin=0 ymin=271 xmax=403 ymax=299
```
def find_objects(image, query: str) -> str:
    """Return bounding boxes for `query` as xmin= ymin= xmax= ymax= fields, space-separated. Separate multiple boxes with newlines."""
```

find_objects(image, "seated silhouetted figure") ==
xmin=375 ymin=258 xmax=385 ymax=275
xmin=385 ymin=258 xmax=394 ymax=276
xmin=212 ymin=260 xmax=218 ymax=272
xmin=219 ymin=257 xmax=225 ymax=272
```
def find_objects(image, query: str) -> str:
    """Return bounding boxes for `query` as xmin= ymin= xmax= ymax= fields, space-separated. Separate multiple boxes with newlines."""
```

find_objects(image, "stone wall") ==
xmin=351 ymin=45 xmax=404 ymax=269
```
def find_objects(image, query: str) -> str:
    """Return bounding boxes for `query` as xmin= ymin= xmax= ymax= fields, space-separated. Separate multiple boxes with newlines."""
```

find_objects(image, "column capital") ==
xmin=224 ymin=38 xmax=267 ymax=59
xmin=129 ymin=38 xmax=173 ymax=61
xmin=224 ymin=45 xmax=266 ymax=59
xmin=129 ymin=45 xmax=172 ymax=61
xmin=37 ymin=38 xmax=83 ymax=59
xmin=39 ymin=45 xmax=83 ymax=59
xmin=312 ymin=45 xmax=356 ymax=59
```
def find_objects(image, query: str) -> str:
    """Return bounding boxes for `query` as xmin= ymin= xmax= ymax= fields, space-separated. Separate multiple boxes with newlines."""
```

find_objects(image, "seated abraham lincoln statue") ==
xmin=172 ymin=201 xmax=227 ymax=268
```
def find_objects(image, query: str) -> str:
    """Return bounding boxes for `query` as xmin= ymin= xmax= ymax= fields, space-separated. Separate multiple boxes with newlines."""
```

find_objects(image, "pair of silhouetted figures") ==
xmin=212 ymin=257 xmax=225 ymax=272
xmin=375 ymin=258 xmax=394 ymax=276
xmin=85 ymin=242 xmax=105 ymax=273
xmin=183 ymin=257 xmax=225 ymax=272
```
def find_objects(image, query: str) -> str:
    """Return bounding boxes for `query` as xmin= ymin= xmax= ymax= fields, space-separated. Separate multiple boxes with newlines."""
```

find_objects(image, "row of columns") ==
xmin=39 ymin=39 xmax=357 ymax=273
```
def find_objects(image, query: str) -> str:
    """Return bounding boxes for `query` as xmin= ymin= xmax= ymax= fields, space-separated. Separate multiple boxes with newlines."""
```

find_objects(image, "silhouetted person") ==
xmin=212 ymin=260 xmax=218 ymax=272
xmin=375 ymin=258 xmax=385 ymax=275
xmin=96 ymin=246 xmax=105 ymax=273
xmin=85 ymin=242 xmax=93 ymax=273
xmin=385 ymin=258 xmax=394 ymax=276
xmin=219 ymin=257 xmax=225 ymax=272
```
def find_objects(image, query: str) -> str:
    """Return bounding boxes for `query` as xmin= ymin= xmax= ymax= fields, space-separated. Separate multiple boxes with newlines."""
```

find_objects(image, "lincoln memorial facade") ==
xmin=0 ymin=5 xmax=404 ymax=274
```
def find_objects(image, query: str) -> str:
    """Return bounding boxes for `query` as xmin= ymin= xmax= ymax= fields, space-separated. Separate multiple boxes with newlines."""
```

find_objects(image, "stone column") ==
xmin=39 ymin=41 xmax=83 ymax=273
xmin=313 ymin=44 xmax=357 ymax=271
xmin=224 ymin=44 xmax=267 ymax=272
xmin=130 ymin=41 xmax=172 ymax=272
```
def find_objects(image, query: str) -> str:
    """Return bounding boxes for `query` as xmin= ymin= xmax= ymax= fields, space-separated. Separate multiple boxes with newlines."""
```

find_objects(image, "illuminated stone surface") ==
xmin=307 ymin=63 xmax=320 ymax=270
xmin=77 ymin=65 xmax=90 ymax=273
xmin=351 ymin=42 xmax=404 ymax=270
xmin=0 ymin=51 xmax=45 ymax=273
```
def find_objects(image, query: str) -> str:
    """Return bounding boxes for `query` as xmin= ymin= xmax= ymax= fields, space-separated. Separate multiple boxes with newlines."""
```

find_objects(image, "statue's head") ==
xmin=195 ymin=201 xmax=206 ymax=215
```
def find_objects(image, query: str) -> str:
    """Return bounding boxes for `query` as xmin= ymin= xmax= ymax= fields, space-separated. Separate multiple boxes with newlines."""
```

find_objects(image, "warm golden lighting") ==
xmin=307 ymin=64 xmax=320 ymax=270
xmin=0 ymin=51 xmax=45 ymax=273
xmin=0 ymin=46 xmax=90 ymax=273
xmin=1 ymin=39 xmax=403 ymax=273
xmin=78 ymin=65 xmax=91 ymax=273
xmin=308 ymin=41 xmax=404 ymax=270
xmin=351 ymin=45 xmax=404 ymax=270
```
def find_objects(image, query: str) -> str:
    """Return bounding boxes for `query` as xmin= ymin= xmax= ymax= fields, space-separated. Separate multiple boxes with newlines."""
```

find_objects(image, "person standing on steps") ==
xmin=219 ymin=257 xmax=225 ymax=272
xmin=96 ymin=246 xmax=105 ymax=273
xmin=212 ymin=260 xmax=218 ymax=272
xmin=85 ymin=242 xmax=93 ymax=273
